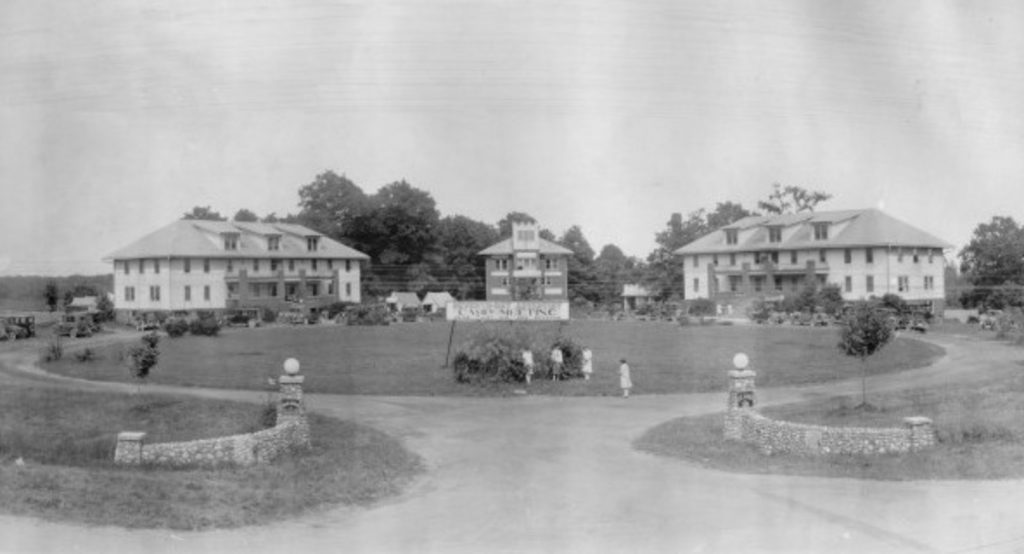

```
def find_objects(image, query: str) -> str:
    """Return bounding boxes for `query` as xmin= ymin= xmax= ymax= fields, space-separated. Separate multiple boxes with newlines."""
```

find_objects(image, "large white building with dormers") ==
xmin=675 ymin=209 xmax=952 ymax=313
xmin=106 ymin=220 xmax=369 ymax=321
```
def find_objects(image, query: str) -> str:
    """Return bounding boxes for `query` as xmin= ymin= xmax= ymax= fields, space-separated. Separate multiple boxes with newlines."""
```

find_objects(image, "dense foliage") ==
xmin=451 ymin=325 xmax=586 ymax=384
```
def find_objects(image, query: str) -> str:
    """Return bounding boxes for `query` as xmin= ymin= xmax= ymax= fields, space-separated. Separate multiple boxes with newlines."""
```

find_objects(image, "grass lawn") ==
xmin=45 ymin=321 xmax=944 ymax=396
xmin=635 ymin=368 xmax=1024 ymax=480
xmin=0 ymin=383 xmax=423 ymax=529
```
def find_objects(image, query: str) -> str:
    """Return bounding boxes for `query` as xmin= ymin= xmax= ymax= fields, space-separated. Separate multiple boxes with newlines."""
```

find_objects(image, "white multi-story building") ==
xmin=106 ymin=220 xmax=369 ymax=320
xmin=675 ymin=209 xmax=952 ymax=312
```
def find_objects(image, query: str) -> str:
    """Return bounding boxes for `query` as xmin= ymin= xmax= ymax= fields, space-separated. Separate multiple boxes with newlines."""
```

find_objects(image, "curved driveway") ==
xmin=2 ymin=332 xmax=1024 ymax=553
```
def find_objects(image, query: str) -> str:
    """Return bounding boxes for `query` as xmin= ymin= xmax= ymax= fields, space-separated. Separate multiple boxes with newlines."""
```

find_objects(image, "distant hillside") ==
xmin=0 ymin=274 xmax=113 ymax=312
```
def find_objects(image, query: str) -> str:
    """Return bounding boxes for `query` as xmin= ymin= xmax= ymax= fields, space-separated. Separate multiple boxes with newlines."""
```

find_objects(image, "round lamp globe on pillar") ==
xmin=732 ymin=352 xmax=749 ymax=370
xmin=283 ymin=358 xmax=301 ymax=376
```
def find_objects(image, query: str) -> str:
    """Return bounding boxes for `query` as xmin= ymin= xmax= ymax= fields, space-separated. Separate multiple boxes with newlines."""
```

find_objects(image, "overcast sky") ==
xmin=1 ymin=0 xmax=1022 ymax=275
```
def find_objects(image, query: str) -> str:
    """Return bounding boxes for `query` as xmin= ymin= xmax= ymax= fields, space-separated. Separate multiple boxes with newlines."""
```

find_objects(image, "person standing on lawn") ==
xmin=522 ymin=349 xmax=535 ymax=384
xmin=550 ymin=346 xmax=564 ymax=380
xmin=581 ymin=347 xmax=593 ymax=380
xmin=619 ymin=358 xmax=632 ymax=398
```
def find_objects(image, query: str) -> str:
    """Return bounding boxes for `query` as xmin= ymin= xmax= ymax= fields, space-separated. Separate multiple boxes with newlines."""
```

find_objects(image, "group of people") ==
xmin=521 ymin=346 xmax=632 ymax=398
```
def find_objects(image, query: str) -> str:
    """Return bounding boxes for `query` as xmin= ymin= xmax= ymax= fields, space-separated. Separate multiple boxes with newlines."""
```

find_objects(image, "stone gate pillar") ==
xmin=724 ymin=353 xmax=757 ymax=440
xmin=277 ymin=358 xmax=306 ymax=426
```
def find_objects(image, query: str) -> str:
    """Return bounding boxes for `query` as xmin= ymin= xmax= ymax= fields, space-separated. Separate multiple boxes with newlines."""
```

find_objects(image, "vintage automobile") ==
xmin=1 ymin=315 xmax=36 ymax=340
xmin=224 ymin=308 xmax=263 ymax=327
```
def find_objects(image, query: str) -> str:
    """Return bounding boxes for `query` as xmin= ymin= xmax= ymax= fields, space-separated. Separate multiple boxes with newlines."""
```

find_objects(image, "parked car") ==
xmin=224 ymin=308 xmax=262 ymax=327
xmin=1 ymin=315 xmax=35 ymax=339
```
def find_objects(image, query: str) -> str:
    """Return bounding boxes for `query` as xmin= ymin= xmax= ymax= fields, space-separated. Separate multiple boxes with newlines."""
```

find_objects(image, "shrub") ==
xmin=451 ymin=325 xmax=543 ymax=384
xmin=688 ymin=298 xmax=717 ymax=318
xmin=346 ymin=304 xmax=391 ymax=326
xmin=189 ymin=315 xmax=221 ymax=336
xmin=129 ymin=332 xmax=160 ymax=384
xmin=677 ymin=315 xmax=692 ymax=326
xmin=74 ymin=348 xmax=96 ymax=363
xmin=40 ymin=337 xmax=63 ymax=363
xmin=257 ymin=402 xmax=278 ymax=429
xmin=400 ymin=307 xmax=422 ymax=322
xmin=325 ymin=302 xmax=354 ymax=319
xmin=262 ymin=308 xmax=277 ymax=324
xmin=164 ymin=318 xmax=190 ymax=338
xmin=747 ymin=299 xmax=772 ymax=324
xmin=547 ymin=336 xmax=584 ymax=380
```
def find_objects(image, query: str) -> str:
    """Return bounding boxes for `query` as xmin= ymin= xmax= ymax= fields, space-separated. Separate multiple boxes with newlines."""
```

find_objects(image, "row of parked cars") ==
xmin=756 ymin=309 xmax=930 ymax=333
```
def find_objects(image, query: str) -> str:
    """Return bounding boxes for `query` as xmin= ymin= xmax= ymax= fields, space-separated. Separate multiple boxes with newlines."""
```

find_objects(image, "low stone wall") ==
xmin=115 ymin=419 xmax=310 ymax=468
xmin=725 ymin=411 xmax=935 ymax=456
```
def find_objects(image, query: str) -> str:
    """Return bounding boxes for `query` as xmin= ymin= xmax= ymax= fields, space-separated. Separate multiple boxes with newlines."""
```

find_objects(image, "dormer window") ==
xmin=306 ymin=236 xmax=320 ymax=252
xmin=516 ymin=229 xmax=535 ymax=242
xmin=267 ymin=235 xmax=281 ymax=251
xmin=813 ymin=223 xmax=829 ymax=241
xmin=768 ymin=226 xmax=782 ymax=243
xmin=223 ymin=233 xmax=240 ymax=251
xmin=725 ymin=229 xmax=738 ymax=245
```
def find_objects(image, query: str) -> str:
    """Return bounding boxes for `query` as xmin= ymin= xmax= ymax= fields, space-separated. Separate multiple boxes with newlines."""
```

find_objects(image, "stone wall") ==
xmin=725 ymin=410 xmax=935 ymax=456
xmin=115 ymin=419 xmax=310 ymax=468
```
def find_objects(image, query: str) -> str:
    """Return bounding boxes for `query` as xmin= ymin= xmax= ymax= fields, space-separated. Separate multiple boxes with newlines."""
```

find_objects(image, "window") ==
xmin=725 ymin=229 xmax=738 ymax=245
xmin=866 ymin=275 xmax=874 ymax=293
xmin=154 ymin=259 xmax=160 ymax=274
xmin=844 ymin=276 xmax=852 ymax=293
xmin=267 ymin=236 xmax=280 ymax=251
xmin=227 ymin=259 xmax=234 ymax=273
xmin=149 ymin=286 xmax=161 ymax=301
xmin=866 ymin=248 xmax=874 ymax=264
xmin=692 ymin=255 xmax=699 ymax=268
xmin=270 ymin=283 xmax=278 ymax=297
xmin=898 ymin=248 xmax=904 ymax=263
xmin=500 ymin=277 xmax=509 ymax=286
xmin=124 ymin=287 xmax=135 ymax=301
xmin=203 ymin=259 xmax=210 ymax=273
xmin=271 ymin=259 xmax=279 ymax=271
xmin=929 ymin=249 xmax=936 ymax=264
xmin=123 ymin=261 xmax=130 ymax=275
xmin=184 ymin=286 xmax=191 ymax=302
xmin=913 ymin=249 xmax=920 ymax=263
xmin=790 ymin=250 xmax=797 ymax=265
xmin=288 ymin=259 xmax=295 ymax=272
xmin=712 ymin=254 xmax=719 ymax=266
xmin=844 ymin=249 xmax=852 ymax=264
xmin=728 ymin=275 xmax=741 ymax=292
xmin=813 ymin=223 xmax=829 ymax=241
xmin=250 ymin=283 xmax=261 ymax=298
xmin=306 ymin=236 xmax=319 ymax=251
xmin=253 ymin=259 xmax=260 ymax=272
xmin=204 ymin=285 xmax=210 ymax=301
xmin=819 ymin=249 xmax=826 ymax=263
xmin=729 ymin=253 xmax=736 ymax=266
xmin=346 ymin=260 xmax=352 ymax=272
xmin=345 ymin=282 xmax=352 ymax=297
xmin=139 ymin=260 xmax=145 ymax=274
xmin=184 ymin=259 xmax=191 ymax=273
xmin=516 ymin=229 xmax=535 ymax=242
xmin=545 ymin=258 xmax=555 ymax=270
xmin=496 ymin=258 xmax=509 ymax=270
xmin=693 ymin=278 xmax=699 ymax=293
xmin=898 ymin=276 xmax=909 ymax=293
xmin=774 ymin=276 xmax=783 ymax=291
xmin=768 ymin=226 xmax=782 ymax=243
xmin=312 ymin=259 xmax=318 ymax=271
xmin=771 ymin=251 xmax=779 ymax=264
xmin=328 ymin=259 xmax=334 ymax=270
xmin=223 ymin=234 xmax=239 ymax=251
xmin=753 ymin=276 xmax=763 ymax=292
xmin=924 ymin=276 xmax=935 ymax=290
xmin=228 ymin=282 xmax=238 ymax=297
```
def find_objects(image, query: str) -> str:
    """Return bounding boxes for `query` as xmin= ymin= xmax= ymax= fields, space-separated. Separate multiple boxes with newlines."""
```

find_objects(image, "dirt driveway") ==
xmin=2 ymin=332 xmax=1024 ymax=553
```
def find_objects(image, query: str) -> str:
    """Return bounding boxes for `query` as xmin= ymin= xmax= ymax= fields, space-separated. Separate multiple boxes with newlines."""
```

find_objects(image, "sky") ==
xmin=1 ymin=0 xmax=1023 ymax=275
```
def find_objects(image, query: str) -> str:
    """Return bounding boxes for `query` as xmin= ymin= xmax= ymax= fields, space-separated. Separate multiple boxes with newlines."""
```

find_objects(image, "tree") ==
xmin=356 ymin=180 xmax=441 ymax=266
xmin=95 ymin=294 xmax=114 ymax=322
xmin=559 ymin=225 xmax=598 ymax=302
xmin=62 ymin=290 xmax=75 ymax=309
xmin=758 ymin=183 xmax=832 ymax=214
xmin=296 ymin=171 xmax=369 ymax=243
xmin=43 ymin=281 xmax=59 ymax=312
xmin=128 ymin=332 xmax=160 ymax=392
xmin=593 ymin=244 xmax=634 ymax=306
xmin=496 ymin=212 xmax=555 ymax=240
xmin=182 ymin=206 xmax=227 ymax=221
xmin=958 ymin=216 xmax=1024 ymax=308
xmin=436 ymin=215 xmax=501 ymax=299
xmin=644 ymin=211 xmax=708 ymax=300
xmin=817 ymin=284 xmax=844 ymax=317
xmin=233 ymin=209 xmax=259 ymax=222
xmin=706 ymin=201 xmax=754 ymax=230
xmin=838 ymin=302 xmax=894 ymax=408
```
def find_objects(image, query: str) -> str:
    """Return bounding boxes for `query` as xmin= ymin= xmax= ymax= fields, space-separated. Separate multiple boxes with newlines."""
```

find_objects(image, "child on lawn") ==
xmin=619 ymin=358 xmax=632 ymax=398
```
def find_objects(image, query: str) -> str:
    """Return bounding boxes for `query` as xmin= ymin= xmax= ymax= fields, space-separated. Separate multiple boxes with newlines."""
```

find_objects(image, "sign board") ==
xmin=446 ymin=301 xmax=570 ymax=321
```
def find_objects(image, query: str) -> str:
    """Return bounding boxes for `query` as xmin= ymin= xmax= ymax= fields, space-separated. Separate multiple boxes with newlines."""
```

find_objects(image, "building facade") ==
xmin=107 ymin=220 xmax=369 ymax=319
xmin=675 ymin=209 xmax=952 ymax=312
xmin=478 ymin=222 xmax=572 ymax=301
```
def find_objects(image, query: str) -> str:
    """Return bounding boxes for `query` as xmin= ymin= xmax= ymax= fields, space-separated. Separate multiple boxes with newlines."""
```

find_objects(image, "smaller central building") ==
xmin=478 ymin=222 xmax=572 ymax=301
